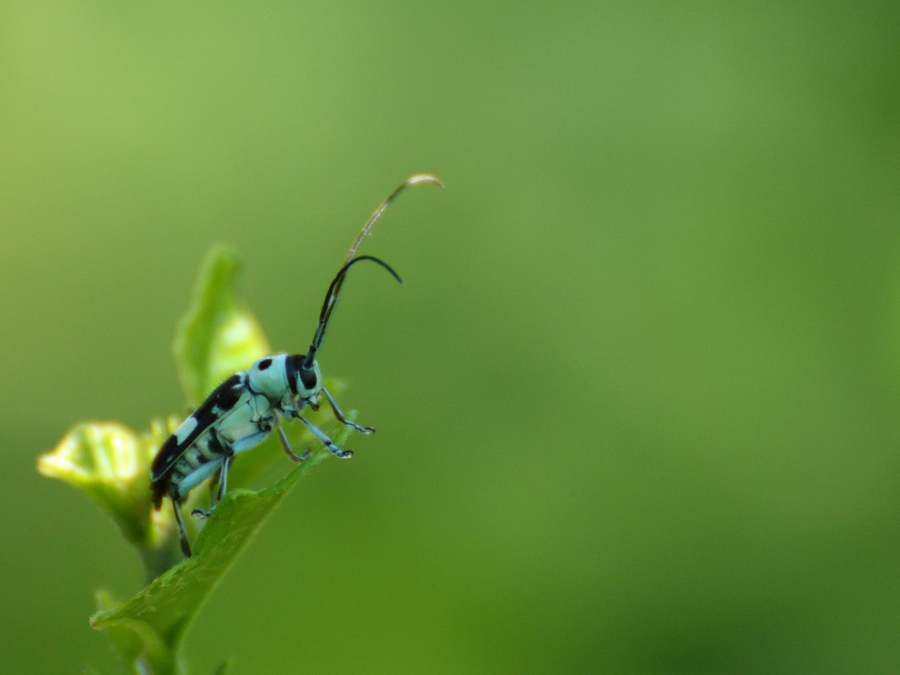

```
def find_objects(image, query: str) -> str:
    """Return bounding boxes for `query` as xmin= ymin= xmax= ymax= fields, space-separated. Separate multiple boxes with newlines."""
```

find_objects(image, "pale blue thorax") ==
xmin=247 ymin=354 xmax=290 ymax=400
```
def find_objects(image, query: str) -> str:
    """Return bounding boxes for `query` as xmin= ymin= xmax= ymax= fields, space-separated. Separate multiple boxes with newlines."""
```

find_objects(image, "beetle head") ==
xmin=287 ymin=354 xmax=322 ymax=399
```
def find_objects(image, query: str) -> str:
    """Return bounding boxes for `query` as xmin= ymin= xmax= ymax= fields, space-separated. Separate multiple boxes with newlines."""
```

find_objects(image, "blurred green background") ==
xmin=2 ymin=1 xmax=900 ymax=673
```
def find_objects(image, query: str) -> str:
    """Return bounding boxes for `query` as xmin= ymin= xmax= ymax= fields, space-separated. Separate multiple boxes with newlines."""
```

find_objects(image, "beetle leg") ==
xmin=277 ymin=426 xmax=312 ymax=463
xmin=194 ymin=454 xmax=234 ymax=519
xmin=210 ymin=465 xmax=222 ymax=508
xmin=217 ymin=453 xmax=234 ymax=502
xmin=323 ymin=387 xmax=374 ymax=434
xmin=172 ymin=498 xmax=192 ymax=558
xmin=296 ymin=414 xmax=353 ymax=458
xmin=191 ymin=466 xmax=223 ymax=521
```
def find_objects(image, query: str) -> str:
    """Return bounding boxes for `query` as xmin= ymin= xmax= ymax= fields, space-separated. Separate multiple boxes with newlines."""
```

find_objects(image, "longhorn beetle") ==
xmin=150 ymin=174 xmax=443 ymax=557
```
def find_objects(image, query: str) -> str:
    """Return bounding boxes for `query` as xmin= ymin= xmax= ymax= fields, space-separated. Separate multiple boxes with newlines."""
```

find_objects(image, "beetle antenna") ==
xmin=305 ymin=255 xmax=402 ymax=366
xmin=345 ymin=174 xmax=444 ymax=264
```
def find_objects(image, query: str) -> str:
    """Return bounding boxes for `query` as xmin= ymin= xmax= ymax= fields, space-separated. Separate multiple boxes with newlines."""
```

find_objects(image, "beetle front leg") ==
xmin=296 ymin=414 xmax=353 ymax=458
xmin=323 ymin=387 xmax=374 ymax=434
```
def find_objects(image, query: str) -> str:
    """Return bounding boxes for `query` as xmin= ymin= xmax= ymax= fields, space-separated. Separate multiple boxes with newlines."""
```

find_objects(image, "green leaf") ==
xmin=94 ymin=589 xmax=154 ymax=675
xmin=90 ymin=425 xmax=351 ymax=675
xmin=173 ymin=246 xmax=271 ymax=407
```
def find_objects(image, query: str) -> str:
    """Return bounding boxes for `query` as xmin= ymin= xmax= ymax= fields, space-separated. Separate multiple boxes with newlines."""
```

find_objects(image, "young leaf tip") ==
xmin=173 ymin=246 xmax=271 ymax=407
xmin=38 ymin=422 xmax=155 ymax=545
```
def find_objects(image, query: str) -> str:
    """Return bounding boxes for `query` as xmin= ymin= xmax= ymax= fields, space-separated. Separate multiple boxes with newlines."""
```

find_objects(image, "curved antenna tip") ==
xmin=404 ymin=173 xmax=445 ymax=190
xmin=345 ymin=173 xmax=445 ymax=263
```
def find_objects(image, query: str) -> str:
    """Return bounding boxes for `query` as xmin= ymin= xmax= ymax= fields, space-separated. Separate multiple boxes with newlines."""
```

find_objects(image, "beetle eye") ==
xmin=299 ymin=367 xmax=317 ymax=391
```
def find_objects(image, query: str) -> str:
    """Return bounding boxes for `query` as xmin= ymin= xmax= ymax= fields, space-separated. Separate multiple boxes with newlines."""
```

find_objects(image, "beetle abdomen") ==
xmin=151 ymin=427 xmax=228 ymax=507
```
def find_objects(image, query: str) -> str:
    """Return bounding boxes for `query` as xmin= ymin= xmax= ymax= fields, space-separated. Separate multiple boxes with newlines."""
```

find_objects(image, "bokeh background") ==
xmin=2 ymin=2 xmax=900 ymax=673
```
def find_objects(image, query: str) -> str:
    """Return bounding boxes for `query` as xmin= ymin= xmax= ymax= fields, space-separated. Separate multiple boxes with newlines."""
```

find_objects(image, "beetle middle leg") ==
xmin=277 ymin=426 xmax=312 ymax=463
xmin=192 ymin=453 xmax=234 ymax=520
xmin=191 ymin=431 xmax=234 ymax=520
xmin=191 ymin=465 xmax=222 ymax=521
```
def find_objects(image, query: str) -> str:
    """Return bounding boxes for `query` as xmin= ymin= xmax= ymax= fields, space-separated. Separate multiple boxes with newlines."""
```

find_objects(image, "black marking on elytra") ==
xmin=258 ymin=358 xmax=272 ymax=371
xmin=152 ymin=471 xmax=170 ymax=507
xmin=150 ymin=373 xmax=246 ymax=506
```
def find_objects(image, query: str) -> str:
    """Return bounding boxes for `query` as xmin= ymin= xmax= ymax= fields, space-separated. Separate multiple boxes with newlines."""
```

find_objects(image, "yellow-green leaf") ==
xmin=39 ymin=417 xmax=190 ymax=577
xmin=38 ymin=422 xmax=154 ymax=545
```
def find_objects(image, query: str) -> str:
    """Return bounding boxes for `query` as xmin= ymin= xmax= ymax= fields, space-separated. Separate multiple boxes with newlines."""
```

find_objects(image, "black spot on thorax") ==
xmin=258 ymin=358 xmax=272 ymax=371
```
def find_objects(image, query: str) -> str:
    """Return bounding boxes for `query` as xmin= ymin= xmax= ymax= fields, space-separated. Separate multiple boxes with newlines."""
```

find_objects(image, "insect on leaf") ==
xmin=173 ymin=247 xmax=271 ymax=407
